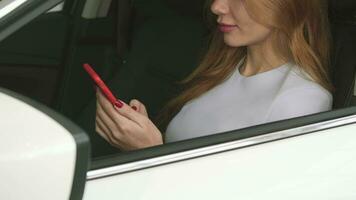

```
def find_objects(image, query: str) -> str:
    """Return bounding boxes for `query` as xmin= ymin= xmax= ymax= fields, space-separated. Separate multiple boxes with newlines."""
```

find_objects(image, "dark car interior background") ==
xmin=0 ymin=0 xmax=355 ymax=158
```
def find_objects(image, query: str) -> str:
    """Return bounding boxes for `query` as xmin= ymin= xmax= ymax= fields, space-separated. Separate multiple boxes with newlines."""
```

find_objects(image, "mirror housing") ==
xmin=0 ymin=88 xmax=90 ymax=200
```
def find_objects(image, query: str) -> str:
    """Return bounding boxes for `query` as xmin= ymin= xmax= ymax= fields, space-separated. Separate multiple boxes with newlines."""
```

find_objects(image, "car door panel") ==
xmin=84 ymin=118 xmax=356 ymax=200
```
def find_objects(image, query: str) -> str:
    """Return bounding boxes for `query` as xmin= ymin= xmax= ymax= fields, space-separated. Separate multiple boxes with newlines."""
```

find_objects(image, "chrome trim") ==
xmin=87 ymin=114 xmax=356 ymax=180
xmin=0 ymin=0 xmax=27 ymax=19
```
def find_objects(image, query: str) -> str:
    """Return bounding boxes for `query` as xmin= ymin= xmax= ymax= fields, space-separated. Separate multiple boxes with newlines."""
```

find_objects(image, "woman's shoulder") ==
xmin=279 ymin=64 xmax=332 ymax=100
xmin=266 ymin=65 xmax=333 ymax=122
xmin=271 ymin=63 xmax=333 ymax=113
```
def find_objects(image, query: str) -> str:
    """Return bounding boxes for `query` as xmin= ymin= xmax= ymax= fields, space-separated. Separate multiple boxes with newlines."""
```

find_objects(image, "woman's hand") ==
xmin=95 ymin=90 xmax=163 ymax=151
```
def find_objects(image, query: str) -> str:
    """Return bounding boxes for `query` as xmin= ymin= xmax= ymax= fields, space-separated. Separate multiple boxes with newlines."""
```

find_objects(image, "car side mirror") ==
xmin=0 ymin=88 xmax=90 ymax=200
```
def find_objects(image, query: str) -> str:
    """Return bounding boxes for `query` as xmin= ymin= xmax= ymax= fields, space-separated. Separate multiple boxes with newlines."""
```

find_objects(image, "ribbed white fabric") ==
xmin=165 ymin=63 xmax=332 ymax=143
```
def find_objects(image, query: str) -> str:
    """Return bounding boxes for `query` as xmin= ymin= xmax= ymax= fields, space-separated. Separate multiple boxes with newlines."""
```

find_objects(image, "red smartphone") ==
xmin=83 ymin=63 xmax=122 ymax=107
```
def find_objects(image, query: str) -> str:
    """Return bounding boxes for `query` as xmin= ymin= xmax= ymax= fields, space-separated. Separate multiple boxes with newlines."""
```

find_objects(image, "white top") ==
xmin=165 ymin=63 xmax=333 ymax=143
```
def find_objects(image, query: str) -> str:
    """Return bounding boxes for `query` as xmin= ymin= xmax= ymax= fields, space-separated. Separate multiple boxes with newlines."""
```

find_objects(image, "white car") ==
xmin=1 ymin=0 xmax=356 ymax=200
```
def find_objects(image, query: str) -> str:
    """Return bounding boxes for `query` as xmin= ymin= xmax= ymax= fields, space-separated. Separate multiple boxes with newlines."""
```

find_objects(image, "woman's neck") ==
xmin=240 ymin=40 xmax=286 ymax=77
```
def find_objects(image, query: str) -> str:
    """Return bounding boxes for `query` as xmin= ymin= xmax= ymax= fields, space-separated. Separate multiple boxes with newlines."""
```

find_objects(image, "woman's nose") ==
xmin=211 ymin=0 xmax=229 ymax=15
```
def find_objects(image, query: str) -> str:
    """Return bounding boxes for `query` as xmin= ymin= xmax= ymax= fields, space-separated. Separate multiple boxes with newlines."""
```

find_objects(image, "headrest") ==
xmin=329 ymin=0 xmax=356 ymax=22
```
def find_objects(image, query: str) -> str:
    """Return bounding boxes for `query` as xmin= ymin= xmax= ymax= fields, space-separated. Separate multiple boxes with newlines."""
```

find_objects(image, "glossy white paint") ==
xmin=84 ymin=123 xmax=356 ymax=200
xmin=0 ymin=0 xmax=28 ymax=19
xmin=0 ymin=92 xmax=77 ymax=200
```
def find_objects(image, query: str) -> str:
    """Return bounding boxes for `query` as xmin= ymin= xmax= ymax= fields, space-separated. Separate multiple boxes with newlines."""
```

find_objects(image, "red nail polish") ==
xmin=131 ymin=106 xmax=137 ymax=111
xmin=114 ymin=100 xmax=123 ymax=108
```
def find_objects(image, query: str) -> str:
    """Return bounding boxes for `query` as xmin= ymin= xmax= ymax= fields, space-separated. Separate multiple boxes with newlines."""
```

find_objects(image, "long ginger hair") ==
xmin=156 ymin=0 xmax=332 ymax=132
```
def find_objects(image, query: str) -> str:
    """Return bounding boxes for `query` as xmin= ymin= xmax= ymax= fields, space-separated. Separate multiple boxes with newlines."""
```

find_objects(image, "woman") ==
xmin=95 ymin=0 xmax=333 ymax=150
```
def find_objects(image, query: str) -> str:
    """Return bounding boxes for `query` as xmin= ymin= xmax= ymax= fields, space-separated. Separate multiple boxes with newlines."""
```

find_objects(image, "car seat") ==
xmin=76 ymin=0 xmax=208 ymax=157
xmin=329 ymin=0 xmax=356 ymax=108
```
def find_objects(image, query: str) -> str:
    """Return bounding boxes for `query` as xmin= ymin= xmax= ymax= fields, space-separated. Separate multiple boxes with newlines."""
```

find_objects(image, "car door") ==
xmin=84 ymin=108 xmax=356 ymax=200
xmin=1 ymin=0 xmax=356 ymax=199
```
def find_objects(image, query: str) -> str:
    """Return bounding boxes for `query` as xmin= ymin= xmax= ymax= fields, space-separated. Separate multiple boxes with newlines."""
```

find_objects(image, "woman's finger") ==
xmin=97 ymin=90 xmax=145 ymax=127
xmin=97 ymin=91 xmax=144 ymax=140
xmin=96 ymin=102 xmax=123 ymax=146
xmin=96 ymin=115 xmax=125 ymax=149
xmin=97 ymin=100 xmax=128 ymax=140
xmin=96 ymin=114 xmax=114 ymax=142
xmin=95 ymin=118 xmax=113 ymax=144
xmin=129 ymin=99 xmax=139 ymax=110
xmin=97 ymin=90 xmax=138 ymax=127
xmin=129 ymin=99 xmax=148 ymax=116
xmin=96 ymin=98 xmax=118 ymax=131
xmin=113 ymin=103 xmax=148 ymax=128
xmin=95 ymin=114 xmax=111 ymax=135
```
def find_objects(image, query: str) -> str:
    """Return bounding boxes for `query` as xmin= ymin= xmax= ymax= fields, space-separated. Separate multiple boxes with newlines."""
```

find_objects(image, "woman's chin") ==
xmin=223 ymin=38 xmax=246 ymax=48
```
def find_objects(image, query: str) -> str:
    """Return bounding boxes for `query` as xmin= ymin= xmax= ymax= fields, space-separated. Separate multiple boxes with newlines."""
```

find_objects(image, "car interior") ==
xmin=76 ymin=0 xmax=209 ymax=157
xmin=0 ymin=0 xmax=355 ymax=159
xmin=329 ymin=0 xmax=356 ymax=108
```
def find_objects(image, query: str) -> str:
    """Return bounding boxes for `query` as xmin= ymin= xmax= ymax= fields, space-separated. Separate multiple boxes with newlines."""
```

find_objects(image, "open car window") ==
xmin=0 ymin=0 xmax=355 ymax=174
xmin=76 ymin=0 xmax=356 ymax=162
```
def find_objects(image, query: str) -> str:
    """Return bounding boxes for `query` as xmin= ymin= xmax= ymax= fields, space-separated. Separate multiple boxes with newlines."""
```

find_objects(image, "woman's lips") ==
xmin=218 ymin=24 xmax=238 ymax=33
